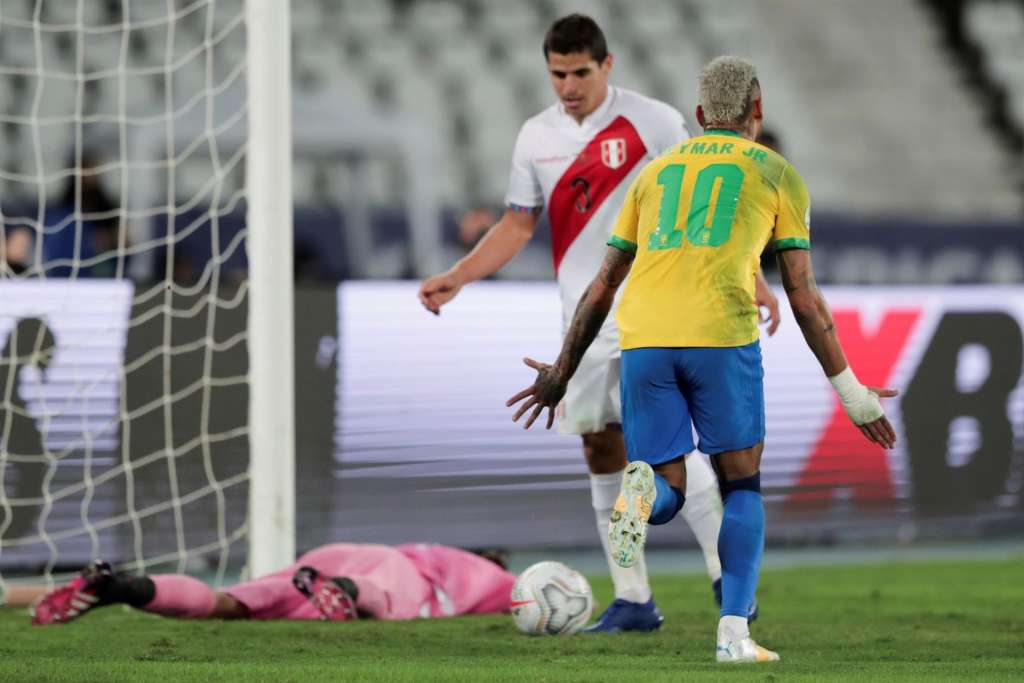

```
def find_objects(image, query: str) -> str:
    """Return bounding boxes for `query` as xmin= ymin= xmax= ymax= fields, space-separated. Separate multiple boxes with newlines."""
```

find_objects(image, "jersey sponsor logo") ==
xmin=536 ymin=154 xmax=574 ymax=165
xmin=548 ymin=117 xmax=647 ymax=273
xmin=601 ymin=138 xmax=628 ymax=169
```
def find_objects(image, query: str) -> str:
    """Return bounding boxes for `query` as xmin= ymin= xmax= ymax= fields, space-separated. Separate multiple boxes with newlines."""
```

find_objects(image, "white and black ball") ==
xmin=510 ymin=561 xmax=593 ymax=635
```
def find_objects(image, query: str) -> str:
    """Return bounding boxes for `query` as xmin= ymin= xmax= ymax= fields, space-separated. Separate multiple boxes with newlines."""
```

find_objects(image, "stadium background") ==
xmin=0 ymin=0 xmax=1021 ymax=575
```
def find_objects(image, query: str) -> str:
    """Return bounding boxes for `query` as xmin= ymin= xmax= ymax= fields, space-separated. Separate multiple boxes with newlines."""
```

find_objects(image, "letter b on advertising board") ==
xmin=903 ymin=313 xmax=1023 ymax=513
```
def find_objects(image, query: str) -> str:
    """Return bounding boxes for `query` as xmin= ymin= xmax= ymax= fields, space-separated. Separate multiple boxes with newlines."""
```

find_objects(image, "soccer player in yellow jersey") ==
xmin=508 ymin=56 xmax=898 ymax=663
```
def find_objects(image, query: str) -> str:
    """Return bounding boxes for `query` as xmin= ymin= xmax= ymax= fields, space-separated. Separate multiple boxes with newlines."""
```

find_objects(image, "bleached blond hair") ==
xmin=698 ymin=56 xmax=759 ymax=126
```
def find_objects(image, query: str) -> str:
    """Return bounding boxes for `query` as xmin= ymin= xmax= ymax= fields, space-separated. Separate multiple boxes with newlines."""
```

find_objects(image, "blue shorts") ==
xmin=620 ymin=342 xmax=765 ymax=464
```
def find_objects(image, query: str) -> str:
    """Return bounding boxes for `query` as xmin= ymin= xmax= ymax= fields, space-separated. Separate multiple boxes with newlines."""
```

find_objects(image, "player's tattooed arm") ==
xmin=558 ymin=246 xmax=633 ymax=374
xmin=777 ymin=248 xmax=846 ymax=376
xmin=778 ymin=248 xmax=899 ymax=448
xmin=507 ymin=246 xmax=634 ymax=429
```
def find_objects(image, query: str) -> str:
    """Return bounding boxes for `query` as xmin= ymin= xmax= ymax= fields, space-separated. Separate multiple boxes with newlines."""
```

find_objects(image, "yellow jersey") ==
xmin=608 ymin=129 xmax=810 ymax=349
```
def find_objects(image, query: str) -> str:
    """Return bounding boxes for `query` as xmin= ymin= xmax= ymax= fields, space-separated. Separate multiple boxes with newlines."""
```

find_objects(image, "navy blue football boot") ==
xmin=582 ymin=597 xmax=664 ymax=633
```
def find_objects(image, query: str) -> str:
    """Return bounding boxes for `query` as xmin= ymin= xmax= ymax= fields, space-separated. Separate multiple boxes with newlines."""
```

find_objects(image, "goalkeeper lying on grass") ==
xmin=3 ymin=543 xmax=514 ymax=624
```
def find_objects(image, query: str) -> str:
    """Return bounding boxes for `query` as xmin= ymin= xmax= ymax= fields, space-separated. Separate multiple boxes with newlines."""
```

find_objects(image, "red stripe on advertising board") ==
xmin=787 ymin=309 xmax=922 ymax=508
xmin=547 ymin=116 xmax=647 ymax=273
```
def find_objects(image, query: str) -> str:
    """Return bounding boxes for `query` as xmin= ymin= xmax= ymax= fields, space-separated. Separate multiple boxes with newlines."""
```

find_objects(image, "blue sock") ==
xmin=649 ymin=473 xmax=684 ymax=525
xmin=718 ymin=474 xmax=764 ymax=618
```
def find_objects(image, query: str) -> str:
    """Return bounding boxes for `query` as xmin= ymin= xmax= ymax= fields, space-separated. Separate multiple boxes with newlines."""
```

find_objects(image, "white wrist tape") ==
xmin=828 ymin=367 xmax=884 ymax=426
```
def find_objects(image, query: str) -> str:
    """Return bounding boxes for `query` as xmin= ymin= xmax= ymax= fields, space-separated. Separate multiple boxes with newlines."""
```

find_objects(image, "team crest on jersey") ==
xmin=600 ymin=138 xmax=628 ymax=169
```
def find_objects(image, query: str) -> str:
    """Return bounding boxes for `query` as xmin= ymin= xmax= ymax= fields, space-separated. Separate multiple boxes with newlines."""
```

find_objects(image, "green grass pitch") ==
xmin=1 ymin=557 xmax=1021 ymax=682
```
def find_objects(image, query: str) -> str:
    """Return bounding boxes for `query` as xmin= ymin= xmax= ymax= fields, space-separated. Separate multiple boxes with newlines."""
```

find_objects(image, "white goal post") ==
xmin=245 ymin=0 xmax=295 ymax=577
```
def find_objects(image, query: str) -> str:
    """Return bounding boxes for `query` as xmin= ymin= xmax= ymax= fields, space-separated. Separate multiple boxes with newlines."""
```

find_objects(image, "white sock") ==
xmin=590 ymin=470 xmax=652 ymax=604
xmin=718 ymin=614 xmax=749 ymax=643
xmin=682 ymin=453 xmax=724 ymax=583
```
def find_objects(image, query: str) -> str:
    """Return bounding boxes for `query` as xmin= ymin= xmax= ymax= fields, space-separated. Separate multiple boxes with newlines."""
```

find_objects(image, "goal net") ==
xmin=0 ymin=0 xmax=293 ymax=592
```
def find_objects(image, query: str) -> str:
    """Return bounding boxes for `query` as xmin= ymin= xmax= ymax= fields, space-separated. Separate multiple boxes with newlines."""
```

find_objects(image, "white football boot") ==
xmin=717 ymin=615 xmax=779 ymax=663
xmin=716 ymin=636 xmax=780 ymax=663
xmin=608 ymin=461 xmax=655 ymax=568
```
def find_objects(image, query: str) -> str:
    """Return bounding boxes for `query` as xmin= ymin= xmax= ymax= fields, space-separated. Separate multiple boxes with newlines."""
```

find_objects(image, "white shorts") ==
xmin=556 ymin=332 xmax=621 ymax=435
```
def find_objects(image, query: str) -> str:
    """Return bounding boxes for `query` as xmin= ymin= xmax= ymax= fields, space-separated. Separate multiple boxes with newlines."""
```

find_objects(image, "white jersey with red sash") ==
xmin=504 ymin=86 xmax=689 ymax=434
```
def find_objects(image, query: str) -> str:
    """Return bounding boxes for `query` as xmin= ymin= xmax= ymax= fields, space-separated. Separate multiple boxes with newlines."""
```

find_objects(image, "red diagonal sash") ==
xmin=547 ymin=116 xmax=647 ymax=273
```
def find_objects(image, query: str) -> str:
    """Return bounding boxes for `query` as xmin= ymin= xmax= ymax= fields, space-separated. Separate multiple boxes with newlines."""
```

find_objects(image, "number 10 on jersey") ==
xmin=648 ymin=163 xmax=744 ymax=251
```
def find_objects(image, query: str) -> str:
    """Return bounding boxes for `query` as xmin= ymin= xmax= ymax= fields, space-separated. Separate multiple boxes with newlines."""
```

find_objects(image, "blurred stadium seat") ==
xmin=0 ymin=0 xmax=1020 ymax=282
xmin=965 ymin=1 xmax=1024 ymax=128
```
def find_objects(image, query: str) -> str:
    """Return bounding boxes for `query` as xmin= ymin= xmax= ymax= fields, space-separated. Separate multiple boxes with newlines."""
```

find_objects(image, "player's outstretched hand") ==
xmin=755 ymin=276 xmax=781 ymax=336
xmin=418 ymin=271 xmax=462 ymax=315
xmin=506 ymin=358 xmax=567 ymax=430
xmin=854 ymin=386 xmax=898 ymax=449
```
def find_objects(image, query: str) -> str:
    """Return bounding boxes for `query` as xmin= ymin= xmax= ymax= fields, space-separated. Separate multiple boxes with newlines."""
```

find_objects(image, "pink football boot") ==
xmin=31 ymin=561 xmax=114 ymax=625
xmin=292 ymin=565 xmax=359 ymax=621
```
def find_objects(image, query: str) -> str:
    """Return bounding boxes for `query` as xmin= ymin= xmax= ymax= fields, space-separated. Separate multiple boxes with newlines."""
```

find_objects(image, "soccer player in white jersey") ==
xmin=419 ymin=14 xmax=775 ymax=632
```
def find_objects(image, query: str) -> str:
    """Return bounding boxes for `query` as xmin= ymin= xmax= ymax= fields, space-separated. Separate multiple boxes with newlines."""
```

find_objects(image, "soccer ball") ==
xmin=510 ymin=561 xmax=593 ymax=635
